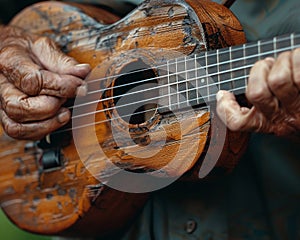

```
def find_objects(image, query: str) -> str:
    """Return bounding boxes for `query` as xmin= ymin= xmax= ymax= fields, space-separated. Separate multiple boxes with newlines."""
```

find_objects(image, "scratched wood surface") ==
xmin=0 ymin=0 xmax=248 ymax=237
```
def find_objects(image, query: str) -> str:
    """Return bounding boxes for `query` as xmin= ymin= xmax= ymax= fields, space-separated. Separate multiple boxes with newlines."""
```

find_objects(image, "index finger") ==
xmin=216 ymin=90 xmax=264 ymax=132
xmin=0 ymin=45 xmax=89 ymax=97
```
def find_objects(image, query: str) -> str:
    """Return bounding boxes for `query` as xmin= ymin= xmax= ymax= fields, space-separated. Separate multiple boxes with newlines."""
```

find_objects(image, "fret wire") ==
xmin=243 ymin=43 xmax=247 ymax=89
xmin=175 ymin=58 xmax=180 ymax=109
xmin=217 ymin=49 xmax=221 ymax=90
xmin=205 ymin=51 xmax=210 ymax=102
xmin=229 ymin=46 xmax=234 ymax=91
xmin=291 ymin=33 xmax=295 ymax=48
xmin=185 ymin=56 xmax=189 ymax=107
xmin=167 ymin=60 xmax=171 ymax=110
xmin=273 ymin=36 xmax=277 ymax=58
xmin=194 ymin=54 xmax=200 ymax=105
xmin=257 ymin=40 xmax=261 ymax=60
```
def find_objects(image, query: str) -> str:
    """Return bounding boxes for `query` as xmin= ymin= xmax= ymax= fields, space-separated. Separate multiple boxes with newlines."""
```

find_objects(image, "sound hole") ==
xmin=113 ymin=60 xmax=158 ymax=125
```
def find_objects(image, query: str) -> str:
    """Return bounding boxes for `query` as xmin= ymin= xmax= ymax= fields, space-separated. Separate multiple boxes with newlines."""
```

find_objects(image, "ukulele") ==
xmin=0 ymin=0 xmax=298 ymax=238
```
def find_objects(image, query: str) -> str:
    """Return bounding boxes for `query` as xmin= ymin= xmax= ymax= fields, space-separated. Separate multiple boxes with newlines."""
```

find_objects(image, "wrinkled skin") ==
xmin=0 ymin=25 xmax=90 ymax=140
xmin=216 ymin=49 xmax=300 ymax=136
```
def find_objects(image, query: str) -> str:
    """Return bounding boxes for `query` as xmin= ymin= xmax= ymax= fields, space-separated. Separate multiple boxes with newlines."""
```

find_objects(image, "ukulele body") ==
xmin=0 ymin=0 xmax=248 ymax=237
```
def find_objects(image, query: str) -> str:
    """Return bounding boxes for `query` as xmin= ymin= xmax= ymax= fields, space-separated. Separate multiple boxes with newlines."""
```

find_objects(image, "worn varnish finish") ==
xmin=0 ymin=0 xmax=249 ymax=237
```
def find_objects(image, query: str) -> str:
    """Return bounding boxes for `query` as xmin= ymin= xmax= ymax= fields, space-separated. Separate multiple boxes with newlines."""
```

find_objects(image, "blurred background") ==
xmin=0 ymin=210 xmax=50 ymax=240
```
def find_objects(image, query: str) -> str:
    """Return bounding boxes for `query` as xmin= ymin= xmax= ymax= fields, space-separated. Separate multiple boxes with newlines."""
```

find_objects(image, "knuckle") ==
xmin=62 ymin=55 xmax=76 ymax=65
xmin=2 ymin=119 xmax=24 ymax=139
xmin=21 ymin=70 xmax=42 ymax=96
xmin=5 ymin=98 xmax=30 ymax=122
xmin=267 ymin=70 xmax=289 ymax=91
xmin=4 ymin=100 xmax=21 ymax=121
xmin=246 ymin=87 xmax=267 ymax=104
xmin=260 ymin=59 xmax=272 ymax=71
xmin=253 ymin=59 xmax=270 ymax=70
xmin=61 ymin=80 xmax=78 ymax=97
xmin=33 ymin=36 xmax=61 ymax=56
xmin=34 ymin=36 xmax=54 ymax=48
xmin=45 ymin=74 xmax=79 ymax=98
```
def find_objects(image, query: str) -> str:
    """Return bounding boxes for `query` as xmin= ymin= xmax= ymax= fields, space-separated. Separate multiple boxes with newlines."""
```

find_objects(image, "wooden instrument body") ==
xmin=0 ymin=0 xmax=248 ymax=237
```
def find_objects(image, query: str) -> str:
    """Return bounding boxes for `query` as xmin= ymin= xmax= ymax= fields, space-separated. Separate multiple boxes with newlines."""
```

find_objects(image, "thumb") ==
xmin=216 ymin=90 xmax=263 ymax=132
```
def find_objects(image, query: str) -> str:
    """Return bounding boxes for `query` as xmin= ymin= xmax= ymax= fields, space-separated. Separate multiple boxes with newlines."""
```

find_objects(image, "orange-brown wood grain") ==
xmin=0 ymin=0 xmax=249 ymax=237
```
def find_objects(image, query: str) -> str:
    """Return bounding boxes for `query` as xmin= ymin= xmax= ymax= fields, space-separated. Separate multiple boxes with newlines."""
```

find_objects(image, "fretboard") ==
xmin=158 ymin=33 xmax=300 ymax=112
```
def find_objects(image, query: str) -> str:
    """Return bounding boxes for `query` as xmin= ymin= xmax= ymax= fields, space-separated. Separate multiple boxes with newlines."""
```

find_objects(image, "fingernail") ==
xmin=76 ymin=84 xmax=88 ymax=96
xmin=74 ymin=64 xmax=91 ymax=78
xmin=75 ymin=63 xmax=90 ymax=69
xmin=57 ymin=110 xmax=70 ymax=124
xmin=216 ymin=91 xmax=224 ymax=101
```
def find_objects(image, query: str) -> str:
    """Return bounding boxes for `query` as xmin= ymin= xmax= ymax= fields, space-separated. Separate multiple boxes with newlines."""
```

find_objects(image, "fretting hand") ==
xmin=216 ymin=48 xmax=300 ymax=136
xmin=0 ymin=25 xmax=90 ymax=140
